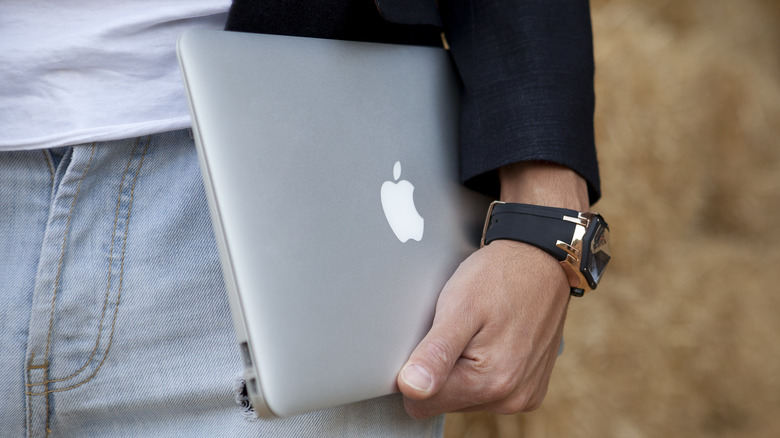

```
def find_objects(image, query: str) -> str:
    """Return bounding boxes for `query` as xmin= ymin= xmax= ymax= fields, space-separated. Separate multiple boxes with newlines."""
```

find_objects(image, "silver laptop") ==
xmin=177 ymin=28 xmax=490 ymax=418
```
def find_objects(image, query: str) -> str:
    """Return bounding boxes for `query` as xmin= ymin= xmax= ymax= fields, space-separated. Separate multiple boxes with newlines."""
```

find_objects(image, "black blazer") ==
xmin=226 ymin=0 xmax=600 ymax=203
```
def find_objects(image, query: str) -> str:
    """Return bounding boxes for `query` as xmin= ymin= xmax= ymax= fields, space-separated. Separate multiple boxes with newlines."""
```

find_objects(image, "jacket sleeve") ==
xmin=439 ymin=0 xmax=600 ymax=203
xmin=225 ymin=0 xmax=601 ymax=202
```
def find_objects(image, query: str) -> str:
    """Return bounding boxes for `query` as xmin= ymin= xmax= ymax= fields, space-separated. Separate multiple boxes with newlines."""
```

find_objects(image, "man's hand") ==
xmin=397 ymin=240 xmax=570 ymax=418
xmin=396 ymin=162 xmax=589 ymax=418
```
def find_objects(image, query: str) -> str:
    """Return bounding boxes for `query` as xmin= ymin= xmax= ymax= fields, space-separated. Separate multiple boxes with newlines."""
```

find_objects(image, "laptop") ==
xmin=176 ymin=28 xmax=490 ymax=418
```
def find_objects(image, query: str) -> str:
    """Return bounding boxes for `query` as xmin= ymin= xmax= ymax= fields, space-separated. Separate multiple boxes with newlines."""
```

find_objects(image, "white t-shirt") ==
xmin=0 ymin=0 xmax=231 ymax=151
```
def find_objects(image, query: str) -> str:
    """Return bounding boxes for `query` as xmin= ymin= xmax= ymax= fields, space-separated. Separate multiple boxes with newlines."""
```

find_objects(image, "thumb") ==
xmin=397 ymin=316 xmax=476 ymax=400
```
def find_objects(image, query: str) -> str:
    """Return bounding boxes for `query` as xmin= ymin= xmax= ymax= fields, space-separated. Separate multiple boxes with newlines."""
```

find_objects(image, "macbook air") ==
xmin=177 ymin=28 xmax=490 ymax=418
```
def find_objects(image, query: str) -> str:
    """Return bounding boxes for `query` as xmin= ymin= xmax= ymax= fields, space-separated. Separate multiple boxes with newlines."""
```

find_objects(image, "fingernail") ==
xmin=402 ymin=364 xmax=432 ymax=392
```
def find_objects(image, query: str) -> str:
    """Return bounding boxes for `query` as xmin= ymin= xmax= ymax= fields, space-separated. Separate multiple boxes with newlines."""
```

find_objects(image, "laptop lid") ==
xmin=177 ymin=28 xmax=490 ymax=418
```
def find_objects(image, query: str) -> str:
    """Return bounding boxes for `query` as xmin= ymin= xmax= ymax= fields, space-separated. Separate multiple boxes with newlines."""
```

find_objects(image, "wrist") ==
xmin=489 ymin=162 xmax=609 ymax=296
xmin=498 ymin=161 xmax=589 ymax=212
xmin=481 ymin=201 xmax=611 ymax=296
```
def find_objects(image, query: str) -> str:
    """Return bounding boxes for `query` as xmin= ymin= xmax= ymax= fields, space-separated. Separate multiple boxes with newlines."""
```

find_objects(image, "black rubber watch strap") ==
xmin=483 ymin=203 xmax=579 ymax=262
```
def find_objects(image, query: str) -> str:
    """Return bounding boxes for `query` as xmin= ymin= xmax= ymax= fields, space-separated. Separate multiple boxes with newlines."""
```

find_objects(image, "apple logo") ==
xmin=381 ymin=161 xmax=424 ymax=243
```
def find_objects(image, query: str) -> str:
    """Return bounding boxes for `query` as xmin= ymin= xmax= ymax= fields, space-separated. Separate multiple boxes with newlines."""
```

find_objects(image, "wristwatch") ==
xmin=481 ymin=201 xmax=611 ymax=297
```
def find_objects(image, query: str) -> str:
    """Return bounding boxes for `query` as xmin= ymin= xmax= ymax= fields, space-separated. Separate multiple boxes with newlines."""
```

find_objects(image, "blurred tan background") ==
xmin=445 ymin=0 xmax=780 ymax=437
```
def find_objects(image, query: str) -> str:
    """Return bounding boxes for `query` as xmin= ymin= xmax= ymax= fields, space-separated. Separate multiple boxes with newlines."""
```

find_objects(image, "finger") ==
xmin=402 ymin=343 xmax=551 ymax=418
xmin=401 ymin=322 xmax=519 ymax=418
xmin=402 ymin=355 xmax=492 ymax=418
xmin=452 ymin=351 xmax=557 ymax=415
xmin=397 ymin=307 xmax=479 ymax=401
xmin=454 ymin=382 xmax=548 ymax=415
xmin=403 ymin=307 xmax=566 ymax=418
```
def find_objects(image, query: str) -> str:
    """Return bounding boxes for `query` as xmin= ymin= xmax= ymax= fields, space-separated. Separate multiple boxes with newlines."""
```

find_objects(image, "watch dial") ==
xmin=587 ymin=224 xmax=611 ymax=286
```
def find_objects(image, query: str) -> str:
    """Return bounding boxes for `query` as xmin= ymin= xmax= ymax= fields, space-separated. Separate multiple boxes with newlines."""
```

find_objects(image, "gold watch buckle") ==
xmin=556 ymin=212 xmax=598 ymax=294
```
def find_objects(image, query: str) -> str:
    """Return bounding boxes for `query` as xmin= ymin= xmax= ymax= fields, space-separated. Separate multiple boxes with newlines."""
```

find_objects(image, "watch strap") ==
xmin=482 ymin=203 xmax=579 ymax=262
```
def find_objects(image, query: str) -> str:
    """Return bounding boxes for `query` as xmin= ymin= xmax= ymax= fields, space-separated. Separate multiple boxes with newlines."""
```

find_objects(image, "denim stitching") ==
xmin=25 ymin=136 xmax=150 ymax=397
xmin=25 ymin=138 xmax=140 ymax=388
xmin=42 ymin=151 xmax=55 ymax=186
xmin=40 ymin=144 xmax=96 ymax=362
xmin=25 ymin=353 xmax=47 ymax=435
xmin=24 ymin=144 xmax=95 ymax=436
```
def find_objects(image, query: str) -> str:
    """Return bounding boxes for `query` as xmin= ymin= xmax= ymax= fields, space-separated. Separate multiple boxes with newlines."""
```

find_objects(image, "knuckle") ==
xmin=484 ymin=376 xmax=549 ymax=414
xmin=525 ymin=386 xmax=549 ymax=412
xmin=483 ymin=379 xmax=514 ymax=402
xmin=518 ymin=390 xmax=547 ymax=413
xmin=524 ymin=398 xmax=544 ymax=412
xmin=494 ymin=404 xmax=523 ymax=416
xmin=484 ymin=369 xmax=519 ymax=402
xmin=494 ymin=393 xmax=539 ymax=415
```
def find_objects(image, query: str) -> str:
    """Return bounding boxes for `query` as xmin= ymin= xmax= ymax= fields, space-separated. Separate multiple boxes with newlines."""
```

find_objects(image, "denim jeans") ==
xmin=0 ymin=129 xmax=444 ymax=437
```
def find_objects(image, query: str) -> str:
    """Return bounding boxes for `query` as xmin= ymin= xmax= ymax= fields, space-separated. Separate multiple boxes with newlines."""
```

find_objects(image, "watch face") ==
xmin=583 ymin=217 xmax=611 ymax=288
